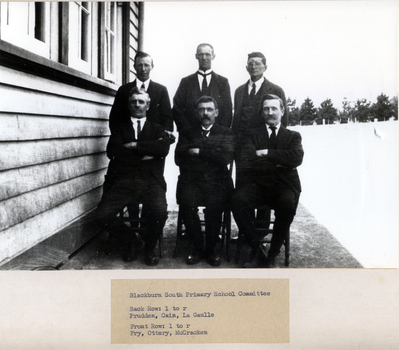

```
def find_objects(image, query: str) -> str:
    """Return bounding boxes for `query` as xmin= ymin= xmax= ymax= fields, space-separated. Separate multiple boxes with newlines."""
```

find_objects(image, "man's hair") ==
xmin=134 ymin=51 xmax=153 ymax=66
xmin=247 ymin=52 xmax=266 ymax=65
xmin=128 ymin=86 xmax=151 ymax=103
xmin=262 ymin=94 xmax=284 ymax=110
xmin=196 ymin=43 xmax=214 ymax=54
xmin=196 ymin=95 xmax=218 ymax=109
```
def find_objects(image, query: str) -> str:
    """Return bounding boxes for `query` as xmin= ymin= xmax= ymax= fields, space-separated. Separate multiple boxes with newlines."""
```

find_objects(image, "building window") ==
xmin=67 ymin=1 xmax=93 ymax=74
xmin=1 ymin=1 xmax=126 ymax=84
xmin=0 ymin=1 xmax=50 ymax=58
xmin=105 ymin=2 xmax=116 ymax=75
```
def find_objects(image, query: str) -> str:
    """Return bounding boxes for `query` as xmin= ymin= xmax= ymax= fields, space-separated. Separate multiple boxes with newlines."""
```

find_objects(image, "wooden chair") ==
xmin=235 ymin=205 xmax=290 ymax=267
xmin=173 ymin=206 xmax=232 ymax=261
xmin=105 ymin=204 xmax=163 ymax=258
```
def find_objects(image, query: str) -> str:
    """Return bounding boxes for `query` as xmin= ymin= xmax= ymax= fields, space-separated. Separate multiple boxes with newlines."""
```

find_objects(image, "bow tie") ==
xmin=197 ymin=71 xmax=212 ymax=78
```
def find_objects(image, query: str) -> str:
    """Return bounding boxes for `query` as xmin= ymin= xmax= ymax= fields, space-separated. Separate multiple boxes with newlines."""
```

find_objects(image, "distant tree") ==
xmin=299 ymin=98 xmax=317 ymax=125
xmin=317 ymin=99 xmax=338 ymax=124
xmin=353 ymin=98 xmax=372 ymax=123
xmin=339 ymin=98 xmax=354 ymax=123
xmin=372 ymin=93 xmax=393 ymax=121
xmin=390 ymin=96 xmax=398 ymax=120
xmin=286 ymin=97 xmax=300 ymax=126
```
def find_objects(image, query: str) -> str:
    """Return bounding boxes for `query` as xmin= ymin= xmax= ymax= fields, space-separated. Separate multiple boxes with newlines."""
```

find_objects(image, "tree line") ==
xmin=287 ymin=93 xmax=398 ymax=126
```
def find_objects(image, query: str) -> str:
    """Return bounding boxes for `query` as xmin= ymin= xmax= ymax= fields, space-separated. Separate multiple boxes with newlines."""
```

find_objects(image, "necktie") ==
xmin=202 ymin=129 xmax=210 ymax=142
xmin=140 ymin=83 xmax=145 ymax=91
xmin=269 ymin=126 xmax=277 ymax=149
xmin=198 ymin=72 xmax=210 ymax=93
xmin=137 ymin=120 xmax=142 ymax=140
xmin=249 ymin=82 xmax=256 ymax=99
xmin=201 ymin=75 xmax=208 ymax=92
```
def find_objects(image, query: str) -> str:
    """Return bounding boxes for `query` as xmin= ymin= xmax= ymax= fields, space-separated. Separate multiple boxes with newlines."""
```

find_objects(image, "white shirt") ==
xmin=136 ymin=79 xmax=150 ymax=91
xmin=201 ymin=124 xmax=214 ymax=137
xmin=197 ymin=69 xmax=213 ymax=91
xmin=266 ymin=122 xmax=281 ymax=137
xmin=247 ymin=77 xmax=265 ymax=95
xmin=130 ymin=117 xmax=147 ymax=139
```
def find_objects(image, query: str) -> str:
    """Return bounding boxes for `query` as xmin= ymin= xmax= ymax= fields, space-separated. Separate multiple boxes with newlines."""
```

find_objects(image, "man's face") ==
xmin=195 ymin=45 xmax=215 ymax=71
xmin=246 ymin=57 xmax=267 ymax=81
xmin=128 ymin=94 xmax=150 ymax=119
xmin=134 ymin=56 xmax=153 ymax=81
xmin=196 ymin=101 xmax=218 ymax=128
xmin=262 ymin=99 xmax=284 ymax=127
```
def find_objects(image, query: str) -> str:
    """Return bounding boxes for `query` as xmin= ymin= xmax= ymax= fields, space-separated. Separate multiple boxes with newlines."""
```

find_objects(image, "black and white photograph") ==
xmin=0 ymin=1 xmax=398 ymax=348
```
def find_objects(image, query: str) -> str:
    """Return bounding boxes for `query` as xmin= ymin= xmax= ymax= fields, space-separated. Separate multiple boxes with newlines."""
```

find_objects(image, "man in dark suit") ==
xmin=173 ymin=43 xmax=232 ymax=131
xmin=107 ymin=51 xmax=174 ymax=240
xmin=97 ymin=88 xmax=170 ymax=266
xmin=108 ymin=51 xmax=173 ymax=134
xmin=231 ymin=94 xmax=304 ymax=268
xmin=233 ymin=52 xmax=288 ymax=189
xmin=233 ymin=52 xmax=289 ymax=229
xmin=175 ymin=96 xmax=234 ymax=266
xmin=232 ymin=52 xmax=287 ymax=133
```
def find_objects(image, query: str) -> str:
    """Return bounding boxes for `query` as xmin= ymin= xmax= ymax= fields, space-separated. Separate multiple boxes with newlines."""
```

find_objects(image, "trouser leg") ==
xmin=141 ymin=184 xmax=168 ymax=252
xmin=180 ymin=206 xmax=203 ymax=250
xmin=178 ymin=183 xmax=204 ymax=251
xmin=268 ymin=189 xmax=297 ymax=257
xmin=231 ymin=184 xmax=263 ymax=249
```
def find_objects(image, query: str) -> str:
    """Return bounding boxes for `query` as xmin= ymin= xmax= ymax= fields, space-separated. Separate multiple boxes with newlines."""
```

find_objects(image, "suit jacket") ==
xmin=106 ymin=119 xmax=170 ymax=191
xmin=243 ymin=125 xmax=304 ymax=196
xmin=232 ymin=78 xmax=288 ymax=132
xmin=175 ymin=123 xmax=234 ymax=193
xmin=173 ymin=72 xmax=233 ymax=131
xmin=108 ymin=80 xmax=173 ymax=131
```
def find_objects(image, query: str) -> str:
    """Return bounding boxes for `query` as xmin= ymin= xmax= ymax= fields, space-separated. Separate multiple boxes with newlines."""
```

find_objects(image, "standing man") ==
xmin=106 ymin=51 xmax=174 ymax=238
xmin=232 ymin=52 xmax=287 ymax=133
xmin=233 ymin=51 xmax=288 ymax=189
xmin=231 ymin=94 xmax=304 ymax=268
xmin=175 ymin=96 xmax=234 ymax=266
xmin=173 ymin=43 xmax=232 ymax=131
xmin=108 ymin=51 xmax=173 ymax=133
xmin=97 ymin=88 xmax=170 ymax=266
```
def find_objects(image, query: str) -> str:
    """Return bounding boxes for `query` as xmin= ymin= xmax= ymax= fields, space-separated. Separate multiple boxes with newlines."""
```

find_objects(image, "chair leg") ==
xmin=285 ymin=230 xmax=290 ymax=267
xmin=105 ymin=230 xmax=113 ymax=255
xmin=235 ymin=231 xmax=244 ymax=264
xmin=225 ymin=210 xmax=231 ymax=262
xmin=158 ymin=234 xmax=163 ymax=258
xmin=173 ymin=211 xmax=183 ymax=258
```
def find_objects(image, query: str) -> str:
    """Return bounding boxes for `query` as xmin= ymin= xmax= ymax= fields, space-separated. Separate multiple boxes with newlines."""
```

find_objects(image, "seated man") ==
xmin=175 ymin=96 xmax=234 ymax=266
xmin=96 ymin=87 xmax=170 ymax=266
xmin=231 ymin=94 xmax=304 ymax=268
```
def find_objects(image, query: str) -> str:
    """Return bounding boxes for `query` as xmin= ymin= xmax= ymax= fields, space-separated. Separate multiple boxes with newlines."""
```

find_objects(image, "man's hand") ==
xmin=123 ymin=142 xmax=137 ymax=149
xmin=256 ymin=149 xmax=268 ymax=157
xmin=188 ymin=148 xmax=200 ymax=155
xmin=166 ymin=131 xmax=176 ymax=144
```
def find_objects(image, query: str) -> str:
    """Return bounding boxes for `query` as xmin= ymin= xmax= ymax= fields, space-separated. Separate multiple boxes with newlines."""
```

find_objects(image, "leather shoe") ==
xmin=264 ymin=254 xmax=276 ymax=268
xmin=242 ymin=247 xmax=261 ymax=268
xmin=207 ymin=249 xmax=221 ymax=267
xmin=145 ymin=249 xmax=159 ymax=266
xmin=122 ymin=244 xmax=138 ymax=262
xmin=186 ymin=249 xmax=202 ymax=265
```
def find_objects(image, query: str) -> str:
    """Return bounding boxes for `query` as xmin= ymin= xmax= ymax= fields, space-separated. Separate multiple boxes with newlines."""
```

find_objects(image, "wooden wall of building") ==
xmin=0 ymin=2 xmax=142 ymax=265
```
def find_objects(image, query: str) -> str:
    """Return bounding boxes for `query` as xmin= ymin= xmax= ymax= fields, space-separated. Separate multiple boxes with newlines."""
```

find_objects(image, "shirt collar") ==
xmin=250 ymin=76 xmax=265 ymax=89
xmin=266 ymin=122 xmax=281 ymax=134
xmin=198 ymin=69 xmax=213 ymax=75
xmin=201 ymin=124 xmax=214 ymax=131
xmin=136 ymin=79 xmax=150 ymax=91
xmin=130 ymin=116 xmax=147 ymax=125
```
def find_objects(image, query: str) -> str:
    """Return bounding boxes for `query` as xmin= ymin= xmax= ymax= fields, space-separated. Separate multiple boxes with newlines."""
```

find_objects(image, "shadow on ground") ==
xmin=58 ymin=204 xmax=362 ymax=270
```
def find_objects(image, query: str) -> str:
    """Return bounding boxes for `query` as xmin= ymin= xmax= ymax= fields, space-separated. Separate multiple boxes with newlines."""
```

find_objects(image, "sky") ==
xmin=143 ymin=1 xmax=398 ymax=110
